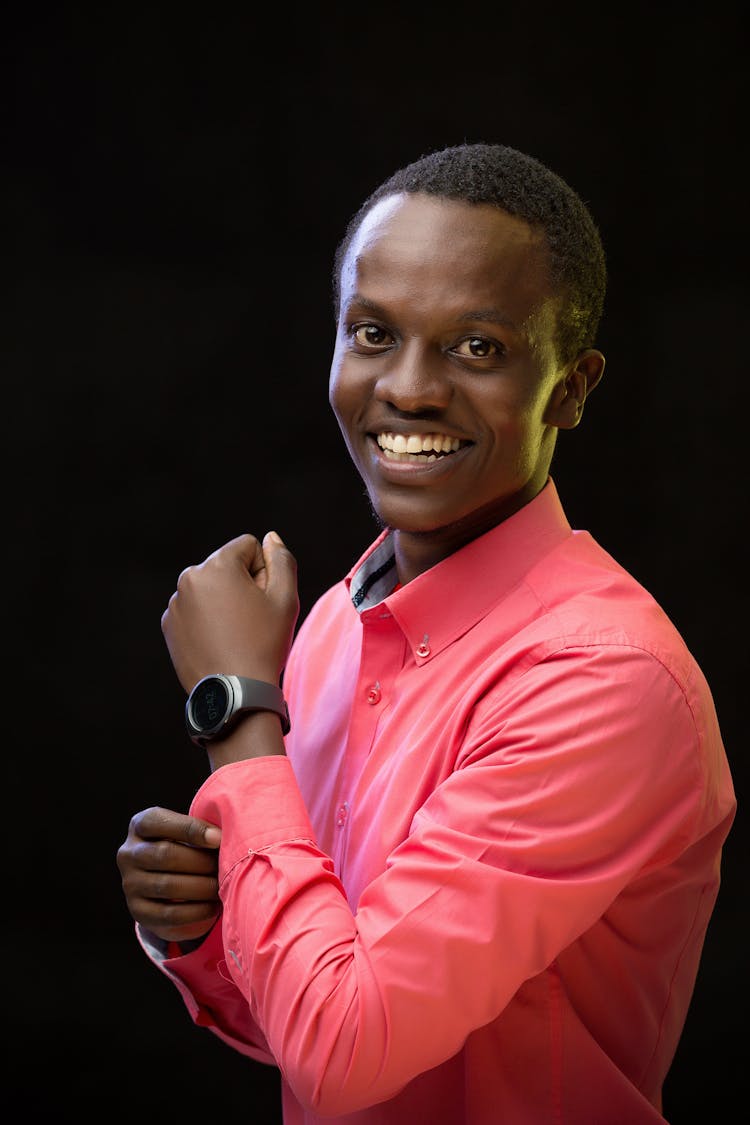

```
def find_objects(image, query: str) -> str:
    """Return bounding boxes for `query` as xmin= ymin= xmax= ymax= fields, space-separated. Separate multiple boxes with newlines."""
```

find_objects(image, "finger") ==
xmin=127 ymin=894 xmax=220 ymax=936
xmin=129 ymin=838 xmax=220 ymax=875
xmin=261 ymin=531 xmax=300 ymax=617
xmin=132 ymin=808 xmax=221 ymax=849
xmin=135 ymin=871 xmax=219 ymax=903
xmin=212 ymin=533 xmax=269 ymax=591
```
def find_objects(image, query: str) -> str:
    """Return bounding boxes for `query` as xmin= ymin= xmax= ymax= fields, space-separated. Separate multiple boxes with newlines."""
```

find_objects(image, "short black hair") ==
xmin=332 ymin=142 xmax=606 ymax=364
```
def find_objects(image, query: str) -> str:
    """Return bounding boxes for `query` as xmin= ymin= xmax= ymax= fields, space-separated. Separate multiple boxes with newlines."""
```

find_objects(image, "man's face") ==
xmin=329 ymin=193 xmax=577 ymax=548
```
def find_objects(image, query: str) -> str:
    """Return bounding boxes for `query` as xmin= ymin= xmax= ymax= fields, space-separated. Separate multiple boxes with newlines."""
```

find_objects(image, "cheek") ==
xmin=477 ymin=388 xmax=550 ymax=468
xmin=328 ymin=365 xmax=366 ymax=464
xmin=484 ymin=369 xmax=556 ymax=434
xmin=329 ymin=352 xmax=369 ymax=423
xmin=328 ymin=351 xmax=348 ymax=418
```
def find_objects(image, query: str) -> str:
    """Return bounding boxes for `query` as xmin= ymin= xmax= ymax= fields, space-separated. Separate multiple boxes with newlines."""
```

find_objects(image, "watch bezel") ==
xmin=185 ymin=674 xmax=237 ymax=741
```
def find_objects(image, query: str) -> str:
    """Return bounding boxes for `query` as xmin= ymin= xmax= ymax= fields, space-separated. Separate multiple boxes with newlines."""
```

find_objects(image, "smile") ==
xmin=376 ymin=432 xmax=467 ymax=462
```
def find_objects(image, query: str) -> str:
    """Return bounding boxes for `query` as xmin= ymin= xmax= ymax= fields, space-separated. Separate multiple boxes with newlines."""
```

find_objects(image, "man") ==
xmin=117 ymin=143 xmax=736 ymax=1124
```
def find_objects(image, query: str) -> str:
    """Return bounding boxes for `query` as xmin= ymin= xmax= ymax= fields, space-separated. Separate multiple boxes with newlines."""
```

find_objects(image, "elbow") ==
xmin=286 ymin=1070 xmax=397 ymax=1119
xmin=274 ymin=1004 xmax=400 ymax=1117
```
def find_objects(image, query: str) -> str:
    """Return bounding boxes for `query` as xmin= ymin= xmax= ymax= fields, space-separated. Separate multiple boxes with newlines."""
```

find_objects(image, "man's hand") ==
xmin=161 ymin=530 xmax=299 ymax=693
xmin=116 ymin=807 xmax=223 ymax=943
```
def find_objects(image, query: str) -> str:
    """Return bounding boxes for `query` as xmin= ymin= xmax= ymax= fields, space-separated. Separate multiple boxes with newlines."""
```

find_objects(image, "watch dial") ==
xmin=192 ymin=678 xmax=229 ymax=732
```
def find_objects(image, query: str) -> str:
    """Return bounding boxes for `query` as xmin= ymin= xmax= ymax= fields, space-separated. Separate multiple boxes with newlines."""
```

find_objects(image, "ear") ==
xmin=546 ymin=348 xmax=606 ymax=430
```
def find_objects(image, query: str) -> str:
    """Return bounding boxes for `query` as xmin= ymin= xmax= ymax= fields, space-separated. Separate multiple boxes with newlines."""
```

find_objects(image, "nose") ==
xmin=374 ymin=341 xmax=452 ymax=414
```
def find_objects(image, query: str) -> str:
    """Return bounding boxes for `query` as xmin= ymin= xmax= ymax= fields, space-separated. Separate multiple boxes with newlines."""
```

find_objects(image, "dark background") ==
xmin=8 ymin=6 xmax=746 ymax=1122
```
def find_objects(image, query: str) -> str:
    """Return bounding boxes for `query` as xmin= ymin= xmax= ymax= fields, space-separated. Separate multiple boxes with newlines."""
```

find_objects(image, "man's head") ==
xmin=333 ymin=142 xmax=606 ymax=366
xmin=328 ymin=143 xmax=607 ymax=579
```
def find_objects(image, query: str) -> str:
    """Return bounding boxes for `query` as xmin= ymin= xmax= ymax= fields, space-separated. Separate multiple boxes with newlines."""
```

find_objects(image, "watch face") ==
xmin=191 ymin=677 xmax=230 ymax=733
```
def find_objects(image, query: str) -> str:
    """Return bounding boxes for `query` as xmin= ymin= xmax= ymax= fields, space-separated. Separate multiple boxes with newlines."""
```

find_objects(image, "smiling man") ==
xmin=117 ymin=144 xmax=736 ymax=1124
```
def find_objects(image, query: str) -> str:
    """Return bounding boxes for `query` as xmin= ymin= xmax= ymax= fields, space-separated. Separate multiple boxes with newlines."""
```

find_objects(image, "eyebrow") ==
xmin=343 ymin=294 xmax=390 ymax=318
xmin=456 ymin=308 xmax=518 ymax=331
xmin=343 ymin=295 xmax=519 ymax=332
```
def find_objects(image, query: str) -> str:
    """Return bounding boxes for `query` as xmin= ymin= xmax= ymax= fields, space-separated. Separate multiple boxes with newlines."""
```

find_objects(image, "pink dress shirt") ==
xmin=141 ymin=478 xmax=736 ymax=1123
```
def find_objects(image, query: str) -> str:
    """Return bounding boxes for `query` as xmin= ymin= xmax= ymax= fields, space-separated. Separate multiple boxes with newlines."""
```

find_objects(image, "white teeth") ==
xmin=376 ymin=432 xmax=463 ymax=455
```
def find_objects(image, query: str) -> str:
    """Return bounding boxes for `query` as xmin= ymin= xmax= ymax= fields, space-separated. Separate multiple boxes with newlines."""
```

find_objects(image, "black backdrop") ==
xmin=8 ymin=7 xmax=747 ymax=1123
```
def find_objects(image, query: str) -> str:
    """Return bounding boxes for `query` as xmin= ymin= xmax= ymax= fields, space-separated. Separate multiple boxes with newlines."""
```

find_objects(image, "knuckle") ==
xmin=115 ymin=842 xmax=130 ymax=873
xmin=128 ymin=809 xmax=147 ymax=835
xmin=135 ymin=806 xmax=163 ymax=834
xmin=176 ymin=565 xmax=196 ymax=590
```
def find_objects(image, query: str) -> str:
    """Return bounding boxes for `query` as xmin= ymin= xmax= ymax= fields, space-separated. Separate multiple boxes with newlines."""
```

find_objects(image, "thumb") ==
xmin=262 ymin=531 xmax=300 ymax=616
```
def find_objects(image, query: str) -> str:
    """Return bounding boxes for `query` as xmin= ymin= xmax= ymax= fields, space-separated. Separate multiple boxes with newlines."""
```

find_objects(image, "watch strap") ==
xmin=235 ymin=676 xmax=291 ymax=735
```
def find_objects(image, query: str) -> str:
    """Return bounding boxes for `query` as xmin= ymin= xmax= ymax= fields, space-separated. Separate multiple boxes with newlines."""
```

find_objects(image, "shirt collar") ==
xmin=345 ymin=478 xmax=572 ymax=663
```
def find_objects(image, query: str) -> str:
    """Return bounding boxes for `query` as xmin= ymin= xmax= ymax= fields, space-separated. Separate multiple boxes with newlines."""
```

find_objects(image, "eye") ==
xmin=351 ymin=323 xmax=394 ymax=349
xmin=452 ymin=336 xmax=503 ymax=359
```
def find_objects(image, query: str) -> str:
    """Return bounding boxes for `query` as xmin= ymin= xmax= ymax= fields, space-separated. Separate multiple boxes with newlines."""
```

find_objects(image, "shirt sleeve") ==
xmin=136 ymin=917 xmax=276 ymax=1065
xmin=186 ymin=643 xmax=717 ymax=1117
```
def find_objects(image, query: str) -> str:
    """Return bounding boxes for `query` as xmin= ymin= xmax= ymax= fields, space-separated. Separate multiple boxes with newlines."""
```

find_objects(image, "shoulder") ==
xmin=525 ymin=529 xmax=696 ymax=682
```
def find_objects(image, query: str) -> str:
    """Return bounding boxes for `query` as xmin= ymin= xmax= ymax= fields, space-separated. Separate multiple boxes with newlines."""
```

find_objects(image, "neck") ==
xmin=392 ymin=480 xmax=546 ymax=585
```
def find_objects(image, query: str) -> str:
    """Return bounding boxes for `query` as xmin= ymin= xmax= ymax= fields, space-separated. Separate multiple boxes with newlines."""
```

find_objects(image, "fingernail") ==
xmin=204 ymin=826 xmax=222 ymax=847
xmin=265 ymin=531 xmax=283 ymax=546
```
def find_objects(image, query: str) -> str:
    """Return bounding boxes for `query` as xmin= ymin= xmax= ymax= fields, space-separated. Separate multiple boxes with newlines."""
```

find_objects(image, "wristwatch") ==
xmin=185 ymin=674 xmax=291 ymax=747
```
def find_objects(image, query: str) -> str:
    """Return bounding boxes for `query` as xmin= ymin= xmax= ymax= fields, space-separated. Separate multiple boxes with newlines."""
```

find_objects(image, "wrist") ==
xmin=206 ymin=708 xmax=286 ymax=772
xmin=186 ymin=674 xmax=290 ymax=748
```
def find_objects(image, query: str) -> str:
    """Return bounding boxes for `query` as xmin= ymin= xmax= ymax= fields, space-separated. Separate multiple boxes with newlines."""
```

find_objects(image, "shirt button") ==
xmin=415 ymin=637 xmax=431 ymax=658
xmin=335 ymin=801 xmax=349 ymax=827
xmin=366 ymin=682 xmax=382 ymax=705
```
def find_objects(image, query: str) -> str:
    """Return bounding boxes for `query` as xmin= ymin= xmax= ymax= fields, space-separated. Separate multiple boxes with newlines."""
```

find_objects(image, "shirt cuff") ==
xmin=189 ymin=755 xmax=316 ymax=880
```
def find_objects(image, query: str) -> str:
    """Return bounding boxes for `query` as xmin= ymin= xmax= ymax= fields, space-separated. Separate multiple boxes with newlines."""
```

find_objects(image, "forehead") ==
xmin=340 ymin=193 xmax=554 ymax=320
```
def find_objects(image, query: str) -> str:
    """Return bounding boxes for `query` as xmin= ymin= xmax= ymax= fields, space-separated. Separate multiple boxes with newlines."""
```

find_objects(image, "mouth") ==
xmin=372 ymin=430 xmax=472 ymax=464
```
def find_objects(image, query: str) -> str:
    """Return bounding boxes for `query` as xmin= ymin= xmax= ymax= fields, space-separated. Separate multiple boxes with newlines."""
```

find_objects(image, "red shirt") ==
xmin=142 ymin=479 xmax=736 ymax=1123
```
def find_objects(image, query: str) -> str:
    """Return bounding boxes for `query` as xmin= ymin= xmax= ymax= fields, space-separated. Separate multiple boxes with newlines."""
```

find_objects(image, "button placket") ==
xmin=335 ymin=800 xmax=350 ymax=828
xmin=336 ymin=613 xmax=401 ymax=875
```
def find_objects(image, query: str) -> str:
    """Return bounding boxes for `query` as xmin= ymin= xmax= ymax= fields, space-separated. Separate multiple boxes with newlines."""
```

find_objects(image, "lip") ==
xmin=365 ymin=433 xmax=474 ymax=482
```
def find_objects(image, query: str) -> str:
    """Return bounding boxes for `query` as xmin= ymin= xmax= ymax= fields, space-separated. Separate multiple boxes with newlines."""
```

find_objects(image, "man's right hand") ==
xmin=117 ymin=807 xmax=222 ymax=943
